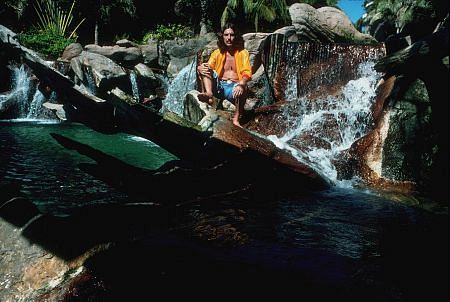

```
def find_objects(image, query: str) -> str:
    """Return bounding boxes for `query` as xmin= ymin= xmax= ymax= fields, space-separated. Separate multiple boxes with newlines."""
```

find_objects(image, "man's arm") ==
xmin=237 ymin=49 xmax=252 ymax=84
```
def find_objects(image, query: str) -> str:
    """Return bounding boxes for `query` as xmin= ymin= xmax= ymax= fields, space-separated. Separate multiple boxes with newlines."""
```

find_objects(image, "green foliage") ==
xmin=33 ymin=0 xmax=85 ymax=39
xmin=362 ymin=0 xmax=435 ymax=32
xmin=397 ymin=0 xmax=434 ymax=29
xmin=18 ymin=28 xmax=76 ymax=59
xmin=142 ymin=24 xmax=193 ymax=43
xmin=14 ymin=0 xmax=85 ymax=59
xmin=221 ymin=0 xmax=290 ymax=32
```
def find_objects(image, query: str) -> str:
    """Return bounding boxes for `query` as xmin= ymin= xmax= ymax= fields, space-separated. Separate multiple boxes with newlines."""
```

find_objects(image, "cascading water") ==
xmin=263 ymin=41 xmax=385 ymax=187
xmin=160 ymin=60 xmax=197 ymax=116
xmin=0 ymin=64 xmax=57 ymax=121
xmin=0 ymin=65 xmax=31 ymax=115
xmin=83 ymin=65 xmax=97 ymax=95
xmin=129 ymin=70 xmax=140 ymax=101
xmin=26 ymin=89 xmax=46 ymax=119
xmin=268 ymin=62 xmax=380 ymax=185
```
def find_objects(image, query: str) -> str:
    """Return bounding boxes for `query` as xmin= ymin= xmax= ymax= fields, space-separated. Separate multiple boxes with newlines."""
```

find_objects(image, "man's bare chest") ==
xmin=224 ymin=53 xmax=236 ymax=71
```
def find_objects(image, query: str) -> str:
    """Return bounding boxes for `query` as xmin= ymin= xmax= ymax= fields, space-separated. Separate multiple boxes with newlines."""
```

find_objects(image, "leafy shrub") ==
xmin=142 ymin=24 xmax=193 ymax=43
xmin=33 ymin=0 xmax=85 ymax=39
xmin=18 ymin=29 xmax=76 ymax=59
xmin=16 ymin=0 xmax=84 ymax=59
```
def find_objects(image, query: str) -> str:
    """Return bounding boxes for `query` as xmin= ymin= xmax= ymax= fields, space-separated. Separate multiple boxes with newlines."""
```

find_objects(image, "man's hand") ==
xmin=232 ymin=82 xmax=246 ymax=99
xmin=198 ymin=63 xmax=210 ymax=76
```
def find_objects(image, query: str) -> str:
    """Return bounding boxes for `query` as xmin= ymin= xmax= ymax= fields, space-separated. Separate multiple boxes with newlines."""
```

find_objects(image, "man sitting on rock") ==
xmin=197 ymin=22 xmax=252 ymax=128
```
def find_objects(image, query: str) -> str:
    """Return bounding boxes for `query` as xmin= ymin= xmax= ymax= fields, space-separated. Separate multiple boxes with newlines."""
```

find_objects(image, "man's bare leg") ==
xmin=232 ymin=96 xmax=245 ymax=128
xmin=198 ymin=75 xmax=214 ymax=105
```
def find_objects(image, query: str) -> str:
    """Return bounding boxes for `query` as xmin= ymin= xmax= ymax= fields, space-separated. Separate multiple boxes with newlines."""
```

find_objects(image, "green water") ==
xmin=0 ymin=121 xmax=177 ymax=214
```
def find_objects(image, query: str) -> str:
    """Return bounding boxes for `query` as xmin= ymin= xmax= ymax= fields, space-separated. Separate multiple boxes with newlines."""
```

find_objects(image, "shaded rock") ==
xmin=274 ymin=25 xmax=299 ymax=42
xmin=138 ymin=43 xmax=159 ymax=67
xmin=70 ymin=51 xmax=128 ymax=96
xmin=59 ymin=43 xmax=83 ymax=62
xmin=115 ymin=39 xmax=137 ymax=48
xmin=183 ymin=90 xmax=211 ymax=125
xmin=84 ymin=44 xmax=142 ymax=68
xmin=133 ymin=63 xmax=156 ymax=80
xmin=243 ymin=32 xmax=270 ymax=72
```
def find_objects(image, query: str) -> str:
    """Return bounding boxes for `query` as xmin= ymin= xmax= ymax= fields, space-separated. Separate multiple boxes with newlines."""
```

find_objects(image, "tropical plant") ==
xmin=16 ymin=0 xmax=84 ymax=59
xmin=221 ymin=0 xmax=290 ymax=32
xmin=142 ymin=24 xmax=193 ymax=43
xmin=33 ymin=0 xmax=85 ymax=39
xmin=361 ymin=0 xmax=435 ymax=33
xmin=18 ymin=28 xmax=76 ymax=58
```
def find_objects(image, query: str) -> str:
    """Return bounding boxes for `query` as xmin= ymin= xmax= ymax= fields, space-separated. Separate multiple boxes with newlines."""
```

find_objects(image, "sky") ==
xmin=337 ymin=0 xmax=366 ymax=23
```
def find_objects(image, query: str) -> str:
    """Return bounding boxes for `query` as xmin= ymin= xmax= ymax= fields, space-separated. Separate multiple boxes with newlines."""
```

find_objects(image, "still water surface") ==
xmin=0 ymin=121 xmax=176 ymax=214
xmin=0 ymin=121 xmax=447 ymax=300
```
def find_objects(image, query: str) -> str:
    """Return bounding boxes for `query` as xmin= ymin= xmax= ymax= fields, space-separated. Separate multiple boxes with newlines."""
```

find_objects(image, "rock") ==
xmin=289 ymin=3 xmax=376 ymax=44
xmin=59 ymin=43 xmax=83 ymax=62
xmin=70 ymin=51 xmax=128 ymax=95
xmin=42 ymin=102 xmax=66 ymax=120
xmin=183 ymin=90 xmax=211 ymax=125
xmin=84 ymin=44 xmax=142 ymax=67
xmin=138 ymin=43 xmax=159 ymax=66
xmin=116 ymin=39 xmax=137 ymax=48
xmin=133 ymin=63 xmax=156 ymax=80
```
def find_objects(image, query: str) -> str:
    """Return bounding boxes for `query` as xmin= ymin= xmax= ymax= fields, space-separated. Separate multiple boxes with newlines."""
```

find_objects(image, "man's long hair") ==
xmin=217 ymin=22 xmax=245 ymax=53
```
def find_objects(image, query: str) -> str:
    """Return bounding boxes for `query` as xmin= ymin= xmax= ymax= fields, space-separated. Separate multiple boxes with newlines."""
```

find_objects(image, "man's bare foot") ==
xmin=198 ymin=92 xmax=214 ymax=105
xmin=232 ymin=120 xmax=243 ymax=128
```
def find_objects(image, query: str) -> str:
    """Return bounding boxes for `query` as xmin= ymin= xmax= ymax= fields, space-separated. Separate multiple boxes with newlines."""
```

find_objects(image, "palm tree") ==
xmin=221 ymin=0 xmax=289 ymax=32
xmin=199 ymin=0 xmax=210 ymax=35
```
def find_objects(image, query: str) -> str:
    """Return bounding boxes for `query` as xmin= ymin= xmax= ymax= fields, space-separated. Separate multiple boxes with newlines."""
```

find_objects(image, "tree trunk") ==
xmin=199 ymin=0 xmax=209 ymax=35
xmin=94 ymin=21 xmax=99 ymax=45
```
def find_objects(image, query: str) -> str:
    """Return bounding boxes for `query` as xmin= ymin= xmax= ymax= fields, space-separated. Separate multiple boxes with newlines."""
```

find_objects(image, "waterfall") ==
xmin=264 ymin=42 xmax=385 ymax=187
xmin=0 ymin=64 xmax=57 ymax=121
xmin=83 ymin=65 xmax=97 ymax=95
xmin=26 ymin=89 xmax=46 ymax=119
xmin=0 ymin=65 xmax=31 ymax=114
xmin=160 ymin=60 xmax=197 ymax=116
xmin=129 ymin=71 xmax=140 ymax=101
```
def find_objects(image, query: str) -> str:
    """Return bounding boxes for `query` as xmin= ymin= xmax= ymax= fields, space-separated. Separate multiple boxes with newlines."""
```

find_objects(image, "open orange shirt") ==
xmin=207 ymin=49 xmax=252 ymax=81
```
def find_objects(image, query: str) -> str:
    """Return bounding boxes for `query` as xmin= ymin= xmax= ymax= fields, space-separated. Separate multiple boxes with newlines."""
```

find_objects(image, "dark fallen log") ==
xmin=1 ymin=29 xmax=330 ymax=192
xmin=50 ymin=132 xmax=328 ymax=204
xmin=50 ymin=133 xmax=248 ymax=203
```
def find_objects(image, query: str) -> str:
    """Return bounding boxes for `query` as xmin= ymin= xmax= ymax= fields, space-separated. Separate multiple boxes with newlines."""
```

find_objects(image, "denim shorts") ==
xmin=211 ymin=71 xmax=238 ymax=103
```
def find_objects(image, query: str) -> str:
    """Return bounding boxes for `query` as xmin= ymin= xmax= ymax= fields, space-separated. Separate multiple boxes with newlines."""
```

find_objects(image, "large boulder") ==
xmin=84 ymin=44 xmax=142 ymax=68
xmin=70 ymin=51 xmax=128 ymax=96
xmin=289 ymin=3 xmax=376 ymax=44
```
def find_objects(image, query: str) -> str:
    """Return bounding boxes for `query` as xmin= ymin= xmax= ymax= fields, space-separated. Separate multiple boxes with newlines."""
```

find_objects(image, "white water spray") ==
xmin=0 ymin=65 xmax=57 ymax=121
xmin=129 ymin=71 xmax=140 ymax=101
xmin=0 ymin=65 xmax=31 ymax=113
xmin=160 ymin=60 xmax=197 ymax=116
xmin=268 ymin=61 xmax=381 ymax=186
xmin=27 ymin=89 xmax=46 ymax=119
